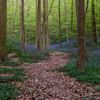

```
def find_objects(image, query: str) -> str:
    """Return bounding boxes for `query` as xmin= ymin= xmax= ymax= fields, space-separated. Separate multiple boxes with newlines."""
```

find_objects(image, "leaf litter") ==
xmin=2 ymin=51 xmax=100 ymax=100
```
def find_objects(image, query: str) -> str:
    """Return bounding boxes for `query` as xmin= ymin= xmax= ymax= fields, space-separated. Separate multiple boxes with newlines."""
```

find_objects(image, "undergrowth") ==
xmin=0 ymin=84 xmax=20 ymax=100
xmin=0 ymin=67 xmax=27 ymax=99
xmin=0 ymin=61 xmax=22 ymax=66
xmin=0 ymin=36 xmax=50 ymax=100
xmin=7 ymin=36 xmax=50 ymax=63
xmin=49 ymin=48 xmax=74 ymax=53
xmin=58 ymin=52 xmax=100 ymax=85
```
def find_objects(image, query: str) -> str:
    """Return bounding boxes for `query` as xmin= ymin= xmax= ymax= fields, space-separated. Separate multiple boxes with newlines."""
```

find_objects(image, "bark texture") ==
xmin=91 ymin=0 xmax=98 ymax=45
xmin=64 ymin=0 xmax=69 ymax=42
xmin=71 ymin=0 xmax=73 ymax=49
xmin=21 ymin=0 xmax=25 ymax=55
xmin=58 ymin=0 xmax=62 ymax=48
xmin=46 ymin=0 xmax=50 ymax=48
xmin=37 ymin=0 xmax=41 ymax=50
xmin=0 ymin=0 xmax=7 ymax=61
xmin=76 ymin=0 xmax=85 ymax=72
xmin=43 ymin=0 xmax=46 ymax=50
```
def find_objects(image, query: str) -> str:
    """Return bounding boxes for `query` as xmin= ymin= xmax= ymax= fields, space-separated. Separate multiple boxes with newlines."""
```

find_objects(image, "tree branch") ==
xmin=85 ymin=0 xmax=89 ymax=18
xmin=47 ymin=0 xmax=54 ymax=17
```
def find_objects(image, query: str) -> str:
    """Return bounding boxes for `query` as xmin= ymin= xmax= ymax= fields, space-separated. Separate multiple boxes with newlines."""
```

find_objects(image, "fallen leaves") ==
xmin=3 ymin=51 xmax=100 ymax=99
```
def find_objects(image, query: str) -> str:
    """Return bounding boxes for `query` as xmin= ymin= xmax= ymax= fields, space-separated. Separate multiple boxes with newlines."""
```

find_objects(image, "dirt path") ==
xmin=15 ymin=51 xmax=95 ymax=100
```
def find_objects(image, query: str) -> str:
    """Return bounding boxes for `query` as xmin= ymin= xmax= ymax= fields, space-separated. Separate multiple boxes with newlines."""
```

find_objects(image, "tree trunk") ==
xmin=46 ymin=0 xmax=50 ymax=48
xmin=19 ymin=0 xmax=22 ymax=40
xmin=76 ymin=0 xmax=89 ymax=62
xmin=11 ymin=0 xmax=14 ymax=35
xmin=35 ymin=0 xmax=38 ymax=48
xmin=91 ymin=0 xmax=98 ymax=45
xmin=58 ymin=0 xmax=62 ymax=48
xmin=25 ymin=6 xmax=27 ymax=43
xmin=21 ymin=0 xmax=25 ymax=55
xmin=0 ymin=0 xmax=7 ymax=61
xmin=71 ymin=0 xmax=73 ymax=49
xmin=37 ymin=0 xmax=41 ymax=50
xmin=76 ymin=0 xmax=85 ymax=72
xmin=43 ymin=0 xmax=46 ymax=50
xmin=64 ymin=0 xmax=69 ymax=42
xmin=84 ymin=0 xmax=89 ymax=62
xmin=96 ymin=0 xmax=98 ymax=39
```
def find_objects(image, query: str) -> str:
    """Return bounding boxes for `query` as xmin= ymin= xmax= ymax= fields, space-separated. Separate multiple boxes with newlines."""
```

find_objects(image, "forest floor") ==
xmin=5 ymin=51 xmax=100 ymax=100
xmin=1 ymin=37 xmax=100 ymax=100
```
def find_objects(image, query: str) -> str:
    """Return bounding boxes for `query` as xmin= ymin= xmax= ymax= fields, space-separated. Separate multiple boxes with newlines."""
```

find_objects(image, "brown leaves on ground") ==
xmin=2 ymin=52 xmax=100 ymax=99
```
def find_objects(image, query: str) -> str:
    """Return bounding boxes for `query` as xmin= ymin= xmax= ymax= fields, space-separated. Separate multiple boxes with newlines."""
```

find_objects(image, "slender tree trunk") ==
xmin=35 ymin=0 xmax=38 ymax=48
xmin=58 ymin=0 xmax=62 ymax=48
xmin=46 ymin=0 xmax=55 ymax=48
xmin=21 ymin=0 xmax=25 ymax=55
xmin=46 ymin=0 xmax=54 ymax=47
xmin=71 ymin=0 xmax=73 ymax=49
xmin=84 ymin=0 xmax=89 ymax=17
xmin=76 ymin=0 xmax=85 ymax=72
xmin=46 ymin=0 xmax=50 ymax=48
xmin=11 ymin=0 xmax=14 ymax=35
xmin=8 ymin=0 xmax=11 ymax=35
xmin=40 ymin=0 xmax=42 ymax=49
xmin=96 ymin=0 xmax=98 ymax=39
xmin=0 ymin=0 xmax=7 ymax=61
xmin=43 ymin=0 xmax=46 ymax=50
xmin=37 ymin=0 xmax=41 ymax=50
xmin=75 ymin=0 xmax=78 ymax=27
xmin=84 ymin=0 xmax=89 ymax=62
xmin=12 ymin=0 xmax=18 ymax=38
xmin=25 ymin=6 xmax=27 ymax=43
xmin=91 ymin=0 xmax=98 ymax=45
xmin=47 ymin=0 xmax=54 ymax=17
xmin=19 ymin=0 xmax=22 ymax=40
xmin=64 ymin=0 xmax=69 ymax=42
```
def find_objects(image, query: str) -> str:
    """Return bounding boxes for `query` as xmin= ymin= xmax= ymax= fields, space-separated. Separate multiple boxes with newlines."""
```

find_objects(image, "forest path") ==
xmin=16 ymin=51 xmax=93 ymax=100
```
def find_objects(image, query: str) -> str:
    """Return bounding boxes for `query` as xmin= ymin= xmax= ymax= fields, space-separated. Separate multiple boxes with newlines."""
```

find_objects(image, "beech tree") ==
xmin=58 ymin=0 xmax=61 ymax=48
xmin=0 ymin=0 xmax=7 ymax=61
xmin=21 ymin=0 xmax=25 ymax=55
xmin=71 ymin=0 xmax=73 ymax=49
xmin=76 ymin=0 xmax=85 ymax=72
xmin=35 ymin=0 xmax=38 ymax=48
xmin=84 ymin=0 xmax=89 ymax=62
xmin=64 ymin=0 xmax=69 ymax=42
xmin=36 ymin=0 xmax=41 ymax=50
xmin=46 ymin=0 xmax=54 ymax=48
xmin=46 ymin=0 xmax=50 ymax=48
xmin=43 ymin=0 xmax=46 ymax=50
xmin=91 ymin=0 xmax=98 ymax=45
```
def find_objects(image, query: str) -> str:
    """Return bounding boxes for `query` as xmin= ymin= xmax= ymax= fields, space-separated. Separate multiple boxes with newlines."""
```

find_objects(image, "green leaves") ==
xmin=0 ymin=61 xmax=22 ymax=66
xmin=0 ymin=84 xmax=21 ymax=100
xmin=58 ymin=60 xmax=100 ymax=85
xmin=0 ymin=67 xmax=26 ymax=99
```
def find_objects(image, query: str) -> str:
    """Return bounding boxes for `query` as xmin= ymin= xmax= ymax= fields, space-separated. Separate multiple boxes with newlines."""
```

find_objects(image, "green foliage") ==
xmin=19 ymin=58 xmax=39 ymax=63
xmin=7 ymin=0 xmax=100 ymax=44
xmin=58 ymin=60 xmax=100 ymax=85
xmin=0 ymin=67 xmax=25 ymax=76
xmin=0 ymin=76 xmax=23 ymax=83
xmin=0 ymin=67 xmax=26 ymax=83
xmin=49 ymin=48 xmax=74 ymax=53
xmin=0 ymin=61 xmax=22 ymax=66
xmin=0 ymin=67 xmax=26 ymax=99
xmin=7 ymin=36 xmax=50 ymax=63
xmin=82 ymin=96 xmax=95 ymax=100
xmin=0 ymin=84 xmax=20 ymax=100
xmin=16 ymin=51 xmax=48 ymax=63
